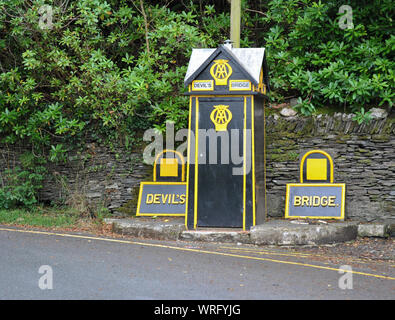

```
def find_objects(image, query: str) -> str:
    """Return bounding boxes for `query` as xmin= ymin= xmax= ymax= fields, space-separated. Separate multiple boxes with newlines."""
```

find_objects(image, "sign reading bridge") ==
xmin=285 ymin=150 xmax=346 ymax=220
xmin=285 ymin=183 xmax=345 ymax=219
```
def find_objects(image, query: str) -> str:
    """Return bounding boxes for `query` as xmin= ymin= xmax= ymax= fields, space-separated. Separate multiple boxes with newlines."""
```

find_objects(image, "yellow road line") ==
xmin=220 ymin=247 xmax=386 ymax=267
xmin=1 ymin=227 xmax=394 ymax=281
xmin=222 ymin=247 xmax=319 ymax=258
xmin=220 ymin=245 xmax=315 ymax=255
xmin=222 ymin=246 xmax=389 ymax=266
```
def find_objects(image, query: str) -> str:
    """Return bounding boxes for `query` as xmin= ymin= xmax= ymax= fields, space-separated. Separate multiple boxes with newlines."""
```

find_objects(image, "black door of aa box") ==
xmin=195 ymin=97 xmax=245 ymax=228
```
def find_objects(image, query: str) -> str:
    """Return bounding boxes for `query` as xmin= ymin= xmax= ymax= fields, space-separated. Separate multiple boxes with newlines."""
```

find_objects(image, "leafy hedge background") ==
xmin=0 ymin=0 xmax=393 ymax=156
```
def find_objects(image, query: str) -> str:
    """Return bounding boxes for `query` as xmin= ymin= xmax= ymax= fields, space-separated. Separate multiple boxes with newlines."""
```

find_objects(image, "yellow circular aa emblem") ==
xmin=210 ymin=59 xmax=232 ymax=85
xmin=210 ymin=105 xmax=232 ymax=131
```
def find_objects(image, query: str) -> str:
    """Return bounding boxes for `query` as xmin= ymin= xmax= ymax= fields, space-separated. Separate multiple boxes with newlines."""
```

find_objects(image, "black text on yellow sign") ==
xmin=145 ymin=193 xmax=186 ymax=205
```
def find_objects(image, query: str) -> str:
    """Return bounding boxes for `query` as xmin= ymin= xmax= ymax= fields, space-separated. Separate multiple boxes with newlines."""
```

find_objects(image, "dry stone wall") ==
xmin=0 ymin=111 xmax=394 ymax=222
xmin=265 ymin=111 xmax=394 ymax=223
xmin=0 ymin=143 xmax=151 ymax=215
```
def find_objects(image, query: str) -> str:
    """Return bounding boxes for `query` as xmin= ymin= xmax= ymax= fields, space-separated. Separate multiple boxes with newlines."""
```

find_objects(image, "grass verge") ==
xmin=0 ymin=206 xmax=111 ymax=231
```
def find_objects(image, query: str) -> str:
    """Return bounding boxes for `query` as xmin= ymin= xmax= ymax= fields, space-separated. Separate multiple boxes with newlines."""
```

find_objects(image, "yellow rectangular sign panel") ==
xmin=160 ymin=158 xmax=178 ymax=177
xmin=306 ymin=158 xmax=327 ymax=181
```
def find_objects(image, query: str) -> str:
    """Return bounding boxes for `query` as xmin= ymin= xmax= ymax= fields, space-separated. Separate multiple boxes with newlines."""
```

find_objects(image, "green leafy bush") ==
xmin=0 ymin=0 xmax=392 ymax=155
xmin=0 ymin=166 xmax=45 ymax=209
xmin=352 ymin=107 xmax=372 ymax=124
xmin=260 ymin=0 xmax=394 ymax=115
xmin=0 ymin=152 xmax=46 ymax=209
xmin=0 ymin=0 xmax=230 ymax=154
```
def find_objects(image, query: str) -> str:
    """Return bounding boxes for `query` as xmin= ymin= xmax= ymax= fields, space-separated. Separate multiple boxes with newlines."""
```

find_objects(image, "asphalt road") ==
xmin=0 ymin=226 xmax=393 ymax=300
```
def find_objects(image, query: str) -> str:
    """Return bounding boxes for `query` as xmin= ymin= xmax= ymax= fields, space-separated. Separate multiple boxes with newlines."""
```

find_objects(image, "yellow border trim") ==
xmin=190 ymin=95 xmax=248 ymax=98
xmin=153 ymin=149 xmax=185 ymax=182
xmin=284 ymin=183 xmax=346 ymax=220
xmin=191 ymin=80 xmax=214 ymax=91
xmin=229 ymin=80 xmax=251 ymax=91
xmin=191 ymin=95 xmax=249 ymax=230
xmin=137 ymin=214 xmax=185 ymax=216
xmin=300 ymin=150 xmax=334 ymax=183
xmin=243 ymin=97 xmax=247 ymax=230
xmin=255 ymin=68 xmax=267 ymax=94
xmin=185 ymin=96 xmax=193 ymax=229
xmin=136 ymin=181 xmax=187 ymax=216
xmin=193 ymin=97 xmax=199 ymax=229
xmin=251 ymin=97 xmax=256 ymax=226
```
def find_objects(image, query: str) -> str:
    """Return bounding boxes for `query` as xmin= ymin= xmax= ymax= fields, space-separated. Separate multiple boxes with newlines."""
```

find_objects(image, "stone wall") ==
xmin=265 ymin=111 xmax=394 ymax=223
xmin=0 ymin=110 xmax=394 ymax=222
xmin=0 ymin=143 xmax=151 ymax=215
xmin=43 ymin=143 xmax=152 ymax=213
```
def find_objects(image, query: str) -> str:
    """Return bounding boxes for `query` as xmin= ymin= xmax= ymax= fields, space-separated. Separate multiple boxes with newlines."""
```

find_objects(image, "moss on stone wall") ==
xmin=116 ymin=185 xmax=141 ymax=216
xmin=264 ymin=112 xmax=395 ymax=222
xmin=268 ymin=151 xmax=299 ymax=162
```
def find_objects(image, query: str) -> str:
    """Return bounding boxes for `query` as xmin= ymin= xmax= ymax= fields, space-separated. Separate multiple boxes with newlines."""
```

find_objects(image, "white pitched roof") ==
xmin=184 ymin=47 xmax=266 ymax=86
